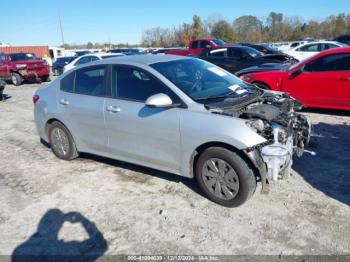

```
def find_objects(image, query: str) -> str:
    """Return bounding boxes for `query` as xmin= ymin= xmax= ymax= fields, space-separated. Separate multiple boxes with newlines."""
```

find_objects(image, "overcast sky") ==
xmin=1 ymin=0 xmax=348 ymax=46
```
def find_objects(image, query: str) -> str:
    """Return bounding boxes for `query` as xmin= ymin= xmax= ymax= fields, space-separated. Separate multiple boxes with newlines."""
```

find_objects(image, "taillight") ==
xmin=33 ymin=95 xmax=40 ymax=104
xmin=240 ymin=73 xmax=255 ymax=83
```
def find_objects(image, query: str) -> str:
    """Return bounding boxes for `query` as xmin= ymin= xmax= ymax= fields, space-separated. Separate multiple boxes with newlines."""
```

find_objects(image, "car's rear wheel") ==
xmin=48 ymin=121 xmax=79 ymax=160
xmin=11 ymin=73 xmax=23 ymax=86
xmin=195 ymin=147 xmax=256 ymax=207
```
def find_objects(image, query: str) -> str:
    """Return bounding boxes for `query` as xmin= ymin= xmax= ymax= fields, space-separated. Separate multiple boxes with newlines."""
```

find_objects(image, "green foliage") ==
xmin=211 ymin=20 xmax=237 ymax=42
xmin=192 ymin=15 xmax=204 ymax=39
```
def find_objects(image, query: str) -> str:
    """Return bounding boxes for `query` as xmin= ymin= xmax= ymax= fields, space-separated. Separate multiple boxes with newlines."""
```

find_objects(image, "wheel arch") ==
xmin=45 ymin=118 xmax=73 ymax=142
xmin=189 ymin=141 xmax=261 ymax=180
xmin=252 ymin=81 xmax=271 ymax=89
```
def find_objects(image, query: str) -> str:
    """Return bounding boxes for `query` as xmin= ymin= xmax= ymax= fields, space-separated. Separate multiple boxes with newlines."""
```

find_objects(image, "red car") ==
xmin=0 ymin=52 xmax=50 ymax=86
xmin=165 ymin=38 xmax=226 ymax=56
xmin=238 ymin=47 xmax=350 ymax=110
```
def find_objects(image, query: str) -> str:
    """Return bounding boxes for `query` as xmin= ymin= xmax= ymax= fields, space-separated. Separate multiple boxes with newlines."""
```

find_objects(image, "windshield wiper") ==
xmin=195 ymin=91 xmax=238 ymax=101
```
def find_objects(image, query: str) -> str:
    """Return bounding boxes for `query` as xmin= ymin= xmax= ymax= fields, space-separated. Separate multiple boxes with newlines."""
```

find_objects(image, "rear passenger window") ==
xmin=75 ymin=66 xmax=106 ymax=96
xmin=61 ymin=72 xmax=75 ymax=93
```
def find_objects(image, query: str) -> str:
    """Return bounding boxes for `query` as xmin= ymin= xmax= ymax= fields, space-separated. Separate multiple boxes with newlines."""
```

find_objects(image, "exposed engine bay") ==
xmin=206 ymin=90 xmax=312 ymax=185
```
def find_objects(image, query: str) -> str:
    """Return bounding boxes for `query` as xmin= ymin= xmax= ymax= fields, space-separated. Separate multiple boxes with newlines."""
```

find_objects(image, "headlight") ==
xmin=16 ymin=64 xmax=26 ymax=69
xmin=246 ymin=119 xmax=265 ymax=132
xmin=240 ymin=73 xmax=254 ymax=83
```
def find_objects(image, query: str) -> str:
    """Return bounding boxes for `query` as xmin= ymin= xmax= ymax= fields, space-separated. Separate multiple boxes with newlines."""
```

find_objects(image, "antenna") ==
xmin=59 ymin=14 xmax=65 ymax=46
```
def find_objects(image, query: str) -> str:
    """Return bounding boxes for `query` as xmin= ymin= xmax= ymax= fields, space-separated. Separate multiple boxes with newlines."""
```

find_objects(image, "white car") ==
xmin=284 ymin=41 xmax=347 ymax=61
xmin=277 ymin=41 xmax=308 ymax=52
xmin=63 ymin=53 xmax=124 ymax=72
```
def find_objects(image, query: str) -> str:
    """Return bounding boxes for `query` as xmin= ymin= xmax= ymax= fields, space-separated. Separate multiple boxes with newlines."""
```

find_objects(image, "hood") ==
xmin=235 ymin=63 xmax=286 ymax=76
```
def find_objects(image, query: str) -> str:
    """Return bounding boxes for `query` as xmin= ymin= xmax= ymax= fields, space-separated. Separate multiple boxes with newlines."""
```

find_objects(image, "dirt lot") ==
xmin=0 ymin=80 xmax=349 ymax=257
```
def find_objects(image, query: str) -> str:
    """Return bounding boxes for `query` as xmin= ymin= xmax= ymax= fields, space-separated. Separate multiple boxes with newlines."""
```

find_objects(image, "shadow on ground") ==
xmin=81 ymin=153 xmax=205 ymax=198
xmin=0 ymin=94 xmax=12 ymax=101
xmin=12 ymin=209 xmax=107 ymax=262
xmin=293 ymin=120 xmax=350 ymax=206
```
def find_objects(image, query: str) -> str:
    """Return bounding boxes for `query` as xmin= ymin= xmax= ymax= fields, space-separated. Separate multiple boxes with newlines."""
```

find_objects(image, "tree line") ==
xmin=141 ymin=12 xmax=350 ymax=47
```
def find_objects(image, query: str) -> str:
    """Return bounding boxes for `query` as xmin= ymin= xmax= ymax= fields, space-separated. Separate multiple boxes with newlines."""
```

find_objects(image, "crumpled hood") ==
xmin=235 ymin=63 xmax=287 ymax=76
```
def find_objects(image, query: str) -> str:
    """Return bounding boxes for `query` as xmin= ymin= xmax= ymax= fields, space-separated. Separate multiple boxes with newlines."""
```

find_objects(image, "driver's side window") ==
xmin=298 ymin=44 xmax=320 ymax=52
xmin=111 ymin=66 xmax=180 ymax=103
xmin=304 ymin=54 xmax=350 ymax=72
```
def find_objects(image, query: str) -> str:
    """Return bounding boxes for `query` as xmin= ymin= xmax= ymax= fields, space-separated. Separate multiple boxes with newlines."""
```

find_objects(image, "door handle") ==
xmin=339 ymin=77 xmax=350 ymax=81
xmin=106 ymin=105 xmax=120 ymax=113
xmin=59 ymin=99 xmax=69 ymax=105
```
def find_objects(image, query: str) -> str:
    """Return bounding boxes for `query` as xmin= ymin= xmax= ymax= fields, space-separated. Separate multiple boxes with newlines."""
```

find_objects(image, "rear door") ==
xmin=284 ymin=53 xmax=350 ymax=108
xmin=104 ymin=65 xmax=182 ymax=171
xmin=57 ymin=65 xmax=108 ymax=153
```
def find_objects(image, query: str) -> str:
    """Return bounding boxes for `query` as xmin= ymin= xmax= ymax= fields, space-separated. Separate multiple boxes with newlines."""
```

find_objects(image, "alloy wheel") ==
xmin=50 ymin=127 xmax=70 ymax=157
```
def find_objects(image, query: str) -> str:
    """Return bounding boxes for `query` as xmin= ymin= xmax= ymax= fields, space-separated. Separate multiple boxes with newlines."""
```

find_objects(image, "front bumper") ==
xmin=19 ymin=67 xmax=50 ymax=79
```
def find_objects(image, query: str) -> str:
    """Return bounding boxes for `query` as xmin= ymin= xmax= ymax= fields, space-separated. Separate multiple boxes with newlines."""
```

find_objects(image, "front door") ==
xmin=104 ymin=65 xmax=182 ymax=171
xmin=284 ymin=53 xmax=350 ymax=109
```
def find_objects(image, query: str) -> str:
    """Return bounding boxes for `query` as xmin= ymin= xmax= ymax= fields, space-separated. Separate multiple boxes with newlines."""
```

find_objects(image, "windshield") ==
xmin=150 ymin=58 xmax=256 ymax=102
xmin=244 ymin=47 xmax=263 ymax=58
xmin=9 ymin=53 xmax=37 ymax=61
xmin=212 ymin=39 xmax=226 ymax=45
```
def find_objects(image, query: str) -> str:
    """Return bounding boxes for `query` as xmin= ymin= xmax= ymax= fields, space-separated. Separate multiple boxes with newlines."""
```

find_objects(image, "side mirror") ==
xmin=289 ymin=65 xmax=304 ymax=78
xmin=64 ymin=61 xmax=69 ymax=65
xmin=205 ymin=45 xmax=211 ymax=49
xmin=145 ymin=93 xmax=173 ymax=108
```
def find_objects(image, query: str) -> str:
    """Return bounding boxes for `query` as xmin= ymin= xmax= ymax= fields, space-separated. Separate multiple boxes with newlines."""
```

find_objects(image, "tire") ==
xmin=195 ymin=147 xmax=256 ymax=207
xmin=254 ymin=82 xmax=269 ymax=90
xmin=48 ymin=121 xmax=79 ymax=160
xmin=40 ymin=75 xmax=50 ymax=82
xmin=11 ymin=73 xmax=23 ymax=86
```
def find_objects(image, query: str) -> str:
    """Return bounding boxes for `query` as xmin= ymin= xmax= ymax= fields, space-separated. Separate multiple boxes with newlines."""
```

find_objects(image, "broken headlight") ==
xmin=246 ymin=119 xmax=265 ymax=132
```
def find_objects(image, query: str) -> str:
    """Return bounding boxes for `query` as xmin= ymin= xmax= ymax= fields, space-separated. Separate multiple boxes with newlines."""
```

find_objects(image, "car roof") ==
xmin=92 ymin=54 xmax=190 ymax=66
xmin=295 ymin=41 xmax=344 ymax=48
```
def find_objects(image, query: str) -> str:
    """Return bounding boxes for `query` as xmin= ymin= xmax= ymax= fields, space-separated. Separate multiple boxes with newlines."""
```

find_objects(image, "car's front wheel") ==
xmin=11 ymin=73 xmax=23 ymax=86
xmin=48 ymin=121 xmax=79 ymax=160
xmin=195 ymin=147 xmax=256 ymax=207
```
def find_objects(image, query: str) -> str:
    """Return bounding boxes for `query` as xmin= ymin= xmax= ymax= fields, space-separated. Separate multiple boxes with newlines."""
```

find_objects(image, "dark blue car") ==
xmin=52 ymin=56 xmax=75 ymax=75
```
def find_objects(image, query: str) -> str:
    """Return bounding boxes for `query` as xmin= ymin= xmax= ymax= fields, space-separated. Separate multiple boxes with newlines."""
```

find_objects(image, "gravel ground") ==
xmin=0 ymin=80 xmax=349 ymax=258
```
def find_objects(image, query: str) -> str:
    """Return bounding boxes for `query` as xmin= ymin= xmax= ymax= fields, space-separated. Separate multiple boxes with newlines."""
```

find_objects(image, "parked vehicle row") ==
xmin=33 ymin=55 xmax=311 ymax=207
xmin=197 ymin=46 xmax=296 ymax=74
xmin=63 ymin=52 xmax=124 ymax=73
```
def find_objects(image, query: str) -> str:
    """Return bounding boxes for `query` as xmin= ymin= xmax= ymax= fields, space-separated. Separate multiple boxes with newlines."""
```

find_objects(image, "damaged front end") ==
xmin=209 ymin=90 xmax=312 ymax=192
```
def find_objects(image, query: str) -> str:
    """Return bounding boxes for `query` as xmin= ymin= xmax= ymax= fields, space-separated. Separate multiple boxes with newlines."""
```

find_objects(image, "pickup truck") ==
xmin=0 ymin=52 xmax=50 ymax=86
xmin=165 ymin=38 xmax=226 ymax=56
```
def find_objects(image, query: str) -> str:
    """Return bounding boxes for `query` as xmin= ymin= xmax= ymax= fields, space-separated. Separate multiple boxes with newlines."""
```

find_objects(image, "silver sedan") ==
xmin=33 ymin=55 xmax=311 ymax=207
